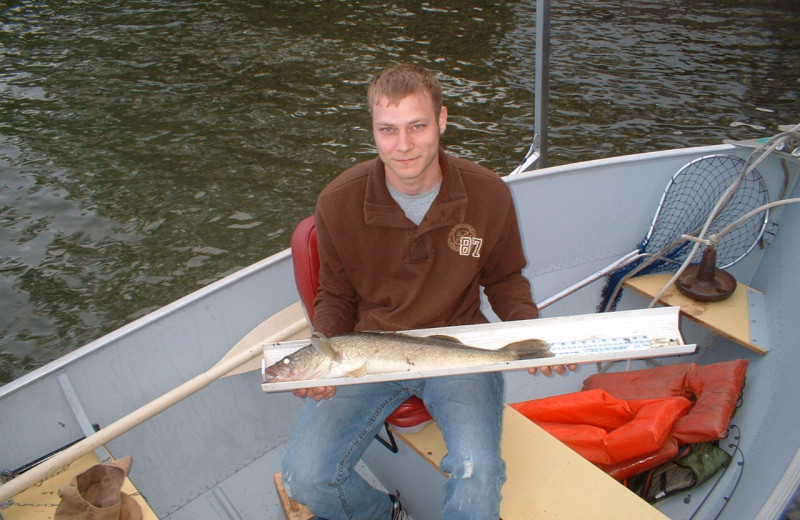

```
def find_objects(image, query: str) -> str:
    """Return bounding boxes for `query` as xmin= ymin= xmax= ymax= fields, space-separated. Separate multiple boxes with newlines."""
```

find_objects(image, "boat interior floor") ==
xmin=159 ymin=444 xmax=387 ymax=520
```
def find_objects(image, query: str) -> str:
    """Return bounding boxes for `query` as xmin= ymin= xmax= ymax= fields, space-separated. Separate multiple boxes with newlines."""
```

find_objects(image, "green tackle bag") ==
xmin=630 ymin=442 xmax=732 ymax=503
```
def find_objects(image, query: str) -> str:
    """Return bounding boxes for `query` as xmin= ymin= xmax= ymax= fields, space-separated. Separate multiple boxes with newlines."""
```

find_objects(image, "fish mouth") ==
xmin=264 ymin=364 xmax=312 ymax=383
xmin=264 ymin=365 xmax=292 ymax=382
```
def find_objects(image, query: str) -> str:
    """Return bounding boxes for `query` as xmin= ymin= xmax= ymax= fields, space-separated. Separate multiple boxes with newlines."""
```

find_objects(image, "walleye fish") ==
xmin=263 ymin=331 xmax=552 ymax=383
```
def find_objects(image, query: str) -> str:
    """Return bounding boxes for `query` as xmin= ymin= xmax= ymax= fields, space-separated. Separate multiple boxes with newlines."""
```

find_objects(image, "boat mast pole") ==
xmin=509 ymin=0 xmax=550 ymax=175
xmin=534 ymin=0 xmax=551 ymax=169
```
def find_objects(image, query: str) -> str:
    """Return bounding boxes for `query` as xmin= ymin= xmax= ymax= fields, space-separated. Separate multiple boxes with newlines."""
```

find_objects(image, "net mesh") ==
xmin=599 ymin=154 xmax=769 ymax=311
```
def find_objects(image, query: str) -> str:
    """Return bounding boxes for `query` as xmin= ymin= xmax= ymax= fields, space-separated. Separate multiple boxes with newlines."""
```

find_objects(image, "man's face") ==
xmin=372 ymin=91 xmax=447 ymax=195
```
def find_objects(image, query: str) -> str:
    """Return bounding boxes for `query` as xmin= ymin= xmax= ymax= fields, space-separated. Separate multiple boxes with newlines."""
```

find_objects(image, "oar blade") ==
xmin=215 ymin=301 xmax=310 ymax=378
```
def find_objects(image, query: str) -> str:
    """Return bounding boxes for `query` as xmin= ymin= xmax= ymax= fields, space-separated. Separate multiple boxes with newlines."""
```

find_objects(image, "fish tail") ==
xmin=501 ymin=339 xmax=553 ymax=359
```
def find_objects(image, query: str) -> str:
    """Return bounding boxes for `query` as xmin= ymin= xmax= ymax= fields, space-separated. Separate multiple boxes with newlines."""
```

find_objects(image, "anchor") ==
xmin=675 ymin=245 xmax=737 ymax=302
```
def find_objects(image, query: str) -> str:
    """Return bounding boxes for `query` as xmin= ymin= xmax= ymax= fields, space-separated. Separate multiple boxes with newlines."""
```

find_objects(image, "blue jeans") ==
xmin=281 ymin=372 xmax=506 ymax=520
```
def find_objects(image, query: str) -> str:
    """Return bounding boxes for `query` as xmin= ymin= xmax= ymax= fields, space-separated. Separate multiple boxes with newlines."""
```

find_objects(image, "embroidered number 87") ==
xmin=459 ymin=236 xmax=483 ymax=258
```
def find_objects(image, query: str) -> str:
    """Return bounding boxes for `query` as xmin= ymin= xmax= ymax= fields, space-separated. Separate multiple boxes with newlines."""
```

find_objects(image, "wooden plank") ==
xmin=395 ymin=406 xmax=669 ymax=520
xmin=262 ymin=307 xmax=695 ymax=392
xmin=1 ymin=451 xmax=158 ymax=520
xmin=273 ymin=472 xmax=314 ymax=520
xmin=623 ymin=273 xmax=768 ymax=354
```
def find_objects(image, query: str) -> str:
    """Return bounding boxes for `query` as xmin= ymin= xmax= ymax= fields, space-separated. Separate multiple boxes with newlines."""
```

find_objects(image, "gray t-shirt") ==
xmin=386 ymin=181 xmax=442 ymax=225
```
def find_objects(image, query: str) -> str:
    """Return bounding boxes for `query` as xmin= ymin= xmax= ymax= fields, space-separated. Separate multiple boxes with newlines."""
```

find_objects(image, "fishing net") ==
xmin=599 ymin=153 xmax=769 ymax=312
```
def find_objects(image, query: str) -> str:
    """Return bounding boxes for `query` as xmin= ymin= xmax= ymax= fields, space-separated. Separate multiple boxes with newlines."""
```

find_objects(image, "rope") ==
xmin=683 ymin=198 xmax=800 ymax=249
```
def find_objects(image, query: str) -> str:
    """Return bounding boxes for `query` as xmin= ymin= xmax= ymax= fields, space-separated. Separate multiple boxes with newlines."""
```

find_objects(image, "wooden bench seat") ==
xmin=624 ymin=273 xmax=768 ymax=354
xmin=398 ymin=405 xmax=667 ymax=520
xmin=275 ymin=405 xmax=667 ymax=520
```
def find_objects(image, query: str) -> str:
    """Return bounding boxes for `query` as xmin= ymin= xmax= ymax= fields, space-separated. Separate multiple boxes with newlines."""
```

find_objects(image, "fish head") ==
xmin=263 ymin=343 xmax=333 ymax=382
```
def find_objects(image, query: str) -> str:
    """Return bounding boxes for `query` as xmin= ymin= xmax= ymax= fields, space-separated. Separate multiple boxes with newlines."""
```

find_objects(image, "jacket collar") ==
xmin=363 ymin=148 xmax=468 ymax=232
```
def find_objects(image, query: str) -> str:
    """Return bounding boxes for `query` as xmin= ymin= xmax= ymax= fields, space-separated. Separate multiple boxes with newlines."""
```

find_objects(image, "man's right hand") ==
xmin=293 ymin=386 xmax=336 ymax=400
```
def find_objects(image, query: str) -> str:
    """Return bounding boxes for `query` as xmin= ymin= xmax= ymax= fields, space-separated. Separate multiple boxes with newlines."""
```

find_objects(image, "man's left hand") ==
xmin=529 ymin=364 xmax=578 ymax=376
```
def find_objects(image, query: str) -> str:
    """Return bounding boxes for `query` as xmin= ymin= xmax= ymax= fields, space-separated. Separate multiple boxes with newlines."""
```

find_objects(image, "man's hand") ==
xmin=529 ymin=364 xmax=578 ymax=376
xmin=293 ymin=386 xmax=336 ymax=400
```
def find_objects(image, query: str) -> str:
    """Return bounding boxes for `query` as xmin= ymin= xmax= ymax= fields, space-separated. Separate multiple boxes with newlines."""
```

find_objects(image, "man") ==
xmin=281 ymin=64 xmax=573 ymax=520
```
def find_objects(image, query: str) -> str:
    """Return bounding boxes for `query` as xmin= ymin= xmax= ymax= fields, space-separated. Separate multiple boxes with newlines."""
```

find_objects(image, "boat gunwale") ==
xmin=504 ymin=143 xmax=740 ymax=182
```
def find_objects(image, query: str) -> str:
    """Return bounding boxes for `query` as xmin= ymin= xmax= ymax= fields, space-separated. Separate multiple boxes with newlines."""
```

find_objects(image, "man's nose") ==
xmin=396 ymin=130 xmax=412 ymax=151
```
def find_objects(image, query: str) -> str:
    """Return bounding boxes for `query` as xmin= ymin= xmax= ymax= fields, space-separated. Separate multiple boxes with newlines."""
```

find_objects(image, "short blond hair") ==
xmin=367 ymin=64 xmax=443 ymax=114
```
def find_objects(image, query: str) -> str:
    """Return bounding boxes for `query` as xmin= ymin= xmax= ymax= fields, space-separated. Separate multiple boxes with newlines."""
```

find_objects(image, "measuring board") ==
xmin=261 ymin=306 xmax=695 ymax=392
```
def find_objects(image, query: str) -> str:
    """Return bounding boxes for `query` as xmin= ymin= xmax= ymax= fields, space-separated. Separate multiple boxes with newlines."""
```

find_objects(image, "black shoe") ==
xmin=389 ymin=491 xmax=408 ymax=520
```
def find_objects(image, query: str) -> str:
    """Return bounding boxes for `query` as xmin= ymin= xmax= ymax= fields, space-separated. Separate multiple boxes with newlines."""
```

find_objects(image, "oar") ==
xmin=212 ymin=301 xmax=309 ymax=378
xmin=0 ymin=301 xmax=309 ymax=502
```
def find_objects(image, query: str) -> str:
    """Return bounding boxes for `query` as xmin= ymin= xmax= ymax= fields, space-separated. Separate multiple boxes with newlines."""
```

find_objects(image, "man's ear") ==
xmin=438 ymin=106 xmax=448 ymax=134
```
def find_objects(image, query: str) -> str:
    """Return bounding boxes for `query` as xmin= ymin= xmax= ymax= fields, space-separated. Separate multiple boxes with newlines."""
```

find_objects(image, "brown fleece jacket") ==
xmin=312 ymin=149 xmax=538 ymax=336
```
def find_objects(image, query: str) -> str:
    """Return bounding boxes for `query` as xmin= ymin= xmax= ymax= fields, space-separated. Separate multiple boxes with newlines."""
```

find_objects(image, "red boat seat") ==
xmin=291 ymin=215 xmax=433 ymax=433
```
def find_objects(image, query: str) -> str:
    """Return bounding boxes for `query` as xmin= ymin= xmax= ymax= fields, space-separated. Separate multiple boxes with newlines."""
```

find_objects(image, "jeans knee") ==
xmin=442 ymin=456 xmax=505 ymax=519
xmin=282 ymin=466 xmax=327 ymax=507
xmin=282 ymin=453 xmax=332 ymax=502
xmin=443 ymin=451 xmax=505 ymax=484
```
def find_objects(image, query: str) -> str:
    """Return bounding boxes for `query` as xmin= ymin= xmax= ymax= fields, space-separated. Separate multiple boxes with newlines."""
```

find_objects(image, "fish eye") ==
xmin=282 ymin=358 xmax=290 ymax=365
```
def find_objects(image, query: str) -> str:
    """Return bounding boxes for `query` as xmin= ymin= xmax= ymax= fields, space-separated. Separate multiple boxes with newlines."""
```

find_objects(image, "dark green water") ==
xmin=1 ymin=0 xmax=798 ymax=383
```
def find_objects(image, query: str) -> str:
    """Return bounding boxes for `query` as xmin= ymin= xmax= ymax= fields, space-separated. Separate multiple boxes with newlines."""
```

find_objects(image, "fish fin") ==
xmin=347 ymin=365 xmax=368 ymax=378
xmin=501 ymin=339 xmax=554 ymax=359
xmin=311 ymin=332 xmax=344 ymax=362
xmin=427 ymin=334 xmax=463 ymax=343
